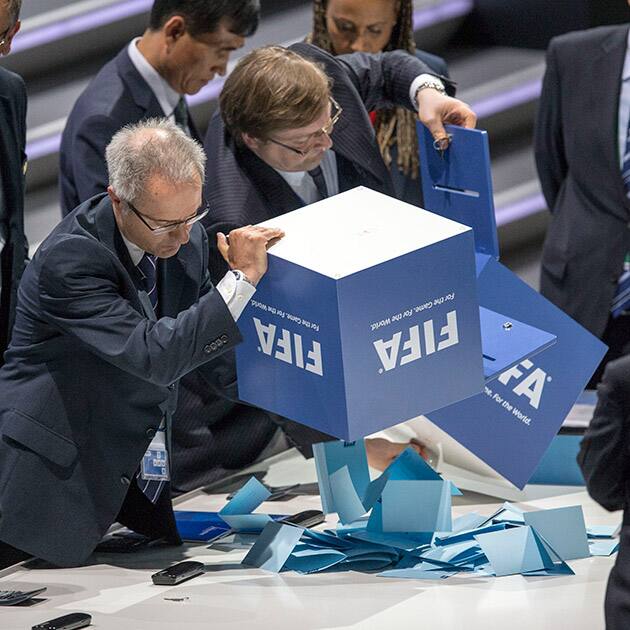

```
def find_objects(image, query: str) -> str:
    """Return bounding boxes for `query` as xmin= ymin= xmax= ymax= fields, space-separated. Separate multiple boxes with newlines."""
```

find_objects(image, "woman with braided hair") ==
xmin=308 ymin=0 xmax=449 ymax=207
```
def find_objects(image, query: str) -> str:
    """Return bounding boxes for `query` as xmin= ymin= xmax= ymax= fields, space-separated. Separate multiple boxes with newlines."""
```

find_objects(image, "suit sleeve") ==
xmin=67 ymin=114 xmax=120 ymax=210
xmin=38 ymin=234 xmax=242 ymax=388
xmin=577 ymin=358 xmax=630 ymax=512
xmin=335 ymin=49 xmax=455 ymax=113
xmin=534 ymin=39 xmax=567 ymax=213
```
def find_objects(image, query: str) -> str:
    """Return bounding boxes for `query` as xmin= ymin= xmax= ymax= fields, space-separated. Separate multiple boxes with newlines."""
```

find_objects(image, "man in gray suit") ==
xmin=535 ymin=11 xmax=630 ymax=385
xmin=0 ymin=119 xmax=283 ymax=567
xmin=0 ymin=0 xmax=27 ymax=364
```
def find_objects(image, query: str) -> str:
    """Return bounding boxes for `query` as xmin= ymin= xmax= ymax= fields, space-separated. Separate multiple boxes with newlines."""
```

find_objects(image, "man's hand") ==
xmin=364 ymin=437 xmax=427 ymax=471
xmin=416 ymin=88 xmax=477 ymax=151
xmin=217 ymin=225 xmax=285 ymax=286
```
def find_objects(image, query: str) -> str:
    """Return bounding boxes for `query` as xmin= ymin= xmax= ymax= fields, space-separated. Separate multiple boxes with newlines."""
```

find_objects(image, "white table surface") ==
xmin=0 ymin=449 xmax=621 ymax=630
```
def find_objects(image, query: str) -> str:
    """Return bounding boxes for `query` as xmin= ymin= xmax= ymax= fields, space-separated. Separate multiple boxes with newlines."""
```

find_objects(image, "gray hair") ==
xmin=6 ymin=0 xmax=22 ymax=24
xmin=105 ymin=117 xmax=206 ymax=205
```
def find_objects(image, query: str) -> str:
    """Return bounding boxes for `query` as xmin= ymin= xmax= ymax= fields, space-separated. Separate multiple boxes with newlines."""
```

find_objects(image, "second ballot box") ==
xmin=235 ymin=186 xmax=484 ymax=441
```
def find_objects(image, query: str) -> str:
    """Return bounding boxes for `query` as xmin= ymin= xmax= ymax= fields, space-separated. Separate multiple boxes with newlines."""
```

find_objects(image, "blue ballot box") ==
xmin=418 ymin=124 xmax=607 ymax=488
xmin=235 ymin=186 xmax=485 ymax=441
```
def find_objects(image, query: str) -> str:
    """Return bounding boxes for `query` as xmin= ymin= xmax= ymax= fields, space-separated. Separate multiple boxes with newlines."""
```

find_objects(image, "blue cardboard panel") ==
xmin=479 ymin=306 xmax=556 ymax=379
xmin=418 ymin=124 xmax=499 ymax=259
xmin=236 ymin=255 xmax=348 ymax=438
xmin=337 ymin=231 xmax=483 ymax=439
xmin=427 ymin=256 xmax=607 ymax=488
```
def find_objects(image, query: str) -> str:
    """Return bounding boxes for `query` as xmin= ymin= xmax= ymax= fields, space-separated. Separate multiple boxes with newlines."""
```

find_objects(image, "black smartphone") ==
xmin=280 ymin=509 xmax=325 ymax=528
xmin=151 ymin=560 xmax=205 ymax=586
xmin=32 ymin=612 xmax=91 ymax=630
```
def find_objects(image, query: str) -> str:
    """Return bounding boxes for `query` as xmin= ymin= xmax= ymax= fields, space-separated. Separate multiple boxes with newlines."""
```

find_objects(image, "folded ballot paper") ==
xmin=236 ymin=443 xmax=617 ymax=578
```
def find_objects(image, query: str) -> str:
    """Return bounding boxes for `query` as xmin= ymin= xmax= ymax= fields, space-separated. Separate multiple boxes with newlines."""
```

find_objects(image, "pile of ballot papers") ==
xmin=225 ymin=441 xmax=618 ymax=579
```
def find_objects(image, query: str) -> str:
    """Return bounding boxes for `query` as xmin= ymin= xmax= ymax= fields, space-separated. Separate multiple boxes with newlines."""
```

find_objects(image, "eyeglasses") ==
xmin=127 ymin=200 xmax=210 ymax=235
xmin=267 ymin=97 xmax=343 ymax=157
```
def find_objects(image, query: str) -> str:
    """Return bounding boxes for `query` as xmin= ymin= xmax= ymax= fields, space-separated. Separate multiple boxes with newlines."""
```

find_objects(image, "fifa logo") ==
xmin=254 ymin=318 xmax=323 ymax=376
xmin=497 ymin=359 xmax=551 ymax=410
xmin=373 ymin=310 xmax=459 ymax=373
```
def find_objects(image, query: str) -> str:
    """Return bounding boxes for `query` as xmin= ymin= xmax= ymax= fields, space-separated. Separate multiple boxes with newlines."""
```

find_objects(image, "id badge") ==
xmin=141 ymin=429 xmax=170 ymax=481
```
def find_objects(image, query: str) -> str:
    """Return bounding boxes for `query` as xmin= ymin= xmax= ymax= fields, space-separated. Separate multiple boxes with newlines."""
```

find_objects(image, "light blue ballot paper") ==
xmin=381 ymin=447 xmax=462 ymax=495
xmin=523 ymin=506 xmax=590 ymax=561
xmin=381 ymin=480 xmax=452 ymax=533
xmin=242 ymin=521 xmax=304 ymax=573
xmin=313 ymin=440 xmax=370 ymax=515
xmin=218 ymin=476 xmax=273 ymax=531
xmin=219 ymin=477 xmax=271 ymax=515
xmin=329 ymin=466 xmax=369 ymax=525
xmin=589 ymin=540 xmax=620 ymax=557
xmin=474 ymin=526 xmax=549 ymax=577
xmin=284 ymin=547 xmax=347 ymax=574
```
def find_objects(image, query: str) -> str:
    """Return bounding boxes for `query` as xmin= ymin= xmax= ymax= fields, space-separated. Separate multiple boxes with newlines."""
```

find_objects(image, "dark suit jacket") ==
xmin=203 ymin=43 xmax=454 ymax=282
xmin=0 ymin=67 xmax=27 ymax=362
xmin=59 ymin=46 xmax=200 ymax=215
xmin=578 ymin=355 xmax=630 ymax=629
xmin=535 ymin=25 xmax=630 ymax=339
xmin=0 ymin=194 xmax=240 ymax=567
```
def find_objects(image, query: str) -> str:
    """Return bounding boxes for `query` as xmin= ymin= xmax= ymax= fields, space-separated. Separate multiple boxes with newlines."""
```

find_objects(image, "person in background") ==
xmin=535 ymin=10 xmax=630 ymax=387
xmin=308 ymin=0 xmax=449 ymax=207
xmin=59 ymin=0 xmax=259 ymax=215
xmin=0 ymin=0 xmax=28 ymax=365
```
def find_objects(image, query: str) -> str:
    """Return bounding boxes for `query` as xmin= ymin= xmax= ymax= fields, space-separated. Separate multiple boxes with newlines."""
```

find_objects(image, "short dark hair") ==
xmin=6 ymin=0 xmax=22 ymax=24
xmin=149 ymin=0 xmax=259 ymax=38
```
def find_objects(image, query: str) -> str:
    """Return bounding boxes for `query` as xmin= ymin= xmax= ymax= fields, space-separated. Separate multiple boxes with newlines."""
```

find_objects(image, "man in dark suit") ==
xmin=578 ymin=354 xmax=630 ymax=629
xmin=203 ymin=43 xmax=475 ymax=281
xmin=59 ymin=0 xmax=259 ymax=214
xmin=0 ymin=0 xmax=28 ymax=365
xmin=535 ymin=19 xmax=630 ymax=385
xmin=0 ymin=119 xmax=283 ymax=567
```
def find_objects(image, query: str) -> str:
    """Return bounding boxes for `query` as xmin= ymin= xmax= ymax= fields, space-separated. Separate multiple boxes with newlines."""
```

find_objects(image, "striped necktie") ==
xmin=137 ymin=253 xmax=158 ymax=313
xmin=136 ymin=253 xmax=166 ymax=502
xmin=612 ymin=119 xmax=630 ymax=317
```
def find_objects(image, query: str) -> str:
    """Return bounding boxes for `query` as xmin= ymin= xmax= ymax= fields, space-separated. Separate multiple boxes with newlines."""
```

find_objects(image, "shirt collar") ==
xmin=120 ymin=231 xmax=145 ymax=267
xmin=127 ymin=37 xmax=181 ymax=116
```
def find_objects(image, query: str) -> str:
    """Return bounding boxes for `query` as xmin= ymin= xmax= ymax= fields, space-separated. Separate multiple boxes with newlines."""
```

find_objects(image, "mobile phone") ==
xmin=151 ymin=560 xmax=205 ymax=586
xmin=280 ymin=509 xmax=325 ymax=528
xmin=32 ymin=612 xmax=92 ymax=630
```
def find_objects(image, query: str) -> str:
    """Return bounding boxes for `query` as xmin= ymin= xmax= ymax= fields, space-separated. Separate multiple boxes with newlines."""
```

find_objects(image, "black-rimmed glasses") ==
xmin=267 ymin=97 xmax=343 ymax=157
xmin=127 ymin=200 xmax=210 ymax=235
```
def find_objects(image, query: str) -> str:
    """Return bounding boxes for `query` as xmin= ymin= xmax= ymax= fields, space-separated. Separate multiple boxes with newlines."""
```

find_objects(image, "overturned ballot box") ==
xmin=235 ymin=186 xmax=485 ymax=441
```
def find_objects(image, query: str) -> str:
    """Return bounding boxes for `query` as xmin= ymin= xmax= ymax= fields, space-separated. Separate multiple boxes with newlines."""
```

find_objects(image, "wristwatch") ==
xmin=232 ymin=269 xmax=255 ymax=288
xmin=414 ymin=78 xmax=447 ymax=100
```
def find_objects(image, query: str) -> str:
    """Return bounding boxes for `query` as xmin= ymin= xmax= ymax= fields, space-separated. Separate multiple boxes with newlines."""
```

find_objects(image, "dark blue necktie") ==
xmin=136 ymin=253 xmax=166 ymax=502
xmin=308 ymin=165 xmax=329 ymax=200
xmin=173 ymin=97 xmax=190 ymax=135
